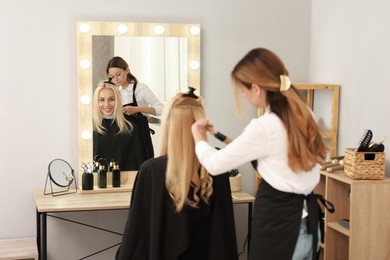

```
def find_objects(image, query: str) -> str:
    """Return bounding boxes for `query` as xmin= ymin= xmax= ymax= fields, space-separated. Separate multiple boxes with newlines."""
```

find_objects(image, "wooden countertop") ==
xmin=33 ymin=190 xmax=254 ymax=213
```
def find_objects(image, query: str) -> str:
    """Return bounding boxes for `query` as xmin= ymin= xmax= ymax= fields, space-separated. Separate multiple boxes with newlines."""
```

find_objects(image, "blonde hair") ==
xmin=231 ymin=48 xmax=327 ymax=172
xmin=160 ymin=93 xmax=213 ymax=212
xmin=92 ymin=80 xmax=133 ymax=135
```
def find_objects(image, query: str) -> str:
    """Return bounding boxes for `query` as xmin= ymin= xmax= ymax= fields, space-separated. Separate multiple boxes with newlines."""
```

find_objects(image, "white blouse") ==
xmin=195 ymin=107 xmax=320 ymax=196
xmin=119 ymin=82 xmax=164 ymax=116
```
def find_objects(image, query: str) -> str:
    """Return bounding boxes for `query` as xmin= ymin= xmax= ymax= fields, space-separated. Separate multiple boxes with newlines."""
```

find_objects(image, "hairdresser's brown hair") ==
xmin=160 ymin=93 xmax=213 ymax=212
xmin=231 ymin=48 xmax=327 ymax=172
xmin=106 ymin=56 xmax=138 ymax=83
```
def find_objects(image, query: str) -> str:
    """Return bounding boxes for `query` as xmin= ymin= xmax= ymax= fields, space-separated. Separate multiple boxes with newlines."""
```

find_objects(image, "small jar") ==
xmin=82 ymin=173 xmax=94 ymax=190
xmin=98 ymin=165 xmax=107 ymax=189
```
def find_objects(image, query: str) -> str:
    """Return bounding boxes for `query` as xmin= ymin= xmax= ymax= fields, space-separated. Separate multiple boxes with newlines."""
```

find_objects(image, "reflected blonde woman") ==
xmin=92 ymin=80 xmax=149 ymax=171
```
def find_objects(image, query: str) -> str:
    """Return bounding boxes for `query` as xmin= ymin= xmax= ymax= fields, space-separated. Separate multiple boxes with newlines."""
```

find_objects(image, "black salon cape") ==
xmin=116 ymin=156 xmax=238 ymax=260
xmin=93 ymin=118 xmax=149 ymax=171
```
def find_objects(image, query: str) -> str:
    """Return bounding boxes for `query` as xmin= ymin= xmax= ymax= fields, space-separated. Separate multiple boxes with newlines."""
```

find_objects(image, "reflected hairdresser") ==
xmin=106 ymin=56 xmax=164 ymax=160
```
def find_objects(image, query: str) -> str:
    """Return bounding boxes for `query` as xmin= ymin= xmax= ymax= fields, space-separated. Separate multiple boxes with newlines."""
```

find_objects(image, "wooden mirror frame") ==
xmin=76 ymin=21 xmax=201 ymax=192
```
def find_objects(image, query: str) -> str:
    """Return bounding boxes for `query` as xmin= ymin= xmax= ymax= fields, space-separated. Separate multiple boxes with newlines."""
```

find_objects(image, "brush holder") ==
xmin=82 ymin=173 xmax=94 ymax=190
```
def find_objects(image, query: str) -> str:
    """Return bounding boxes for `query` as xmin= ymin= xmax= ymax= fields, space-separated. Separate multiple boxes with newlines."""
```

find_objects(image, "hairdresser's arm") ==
xmin=139 ymin=83 xmax=164 ymax=116
xmin=192 ymin=116 xmax=242 ymax=175
xmin=192 ymin=118 xmax=213 ymax=143
xmin=192 ymin=118 xmax=270 ymax=175
xmin=192 ymin=118 xmax=229 ymax=175
xmin=123 ymin=83 xmax=164 ymax=116
xmin=124 ymin=105 xmax=157 ymax=116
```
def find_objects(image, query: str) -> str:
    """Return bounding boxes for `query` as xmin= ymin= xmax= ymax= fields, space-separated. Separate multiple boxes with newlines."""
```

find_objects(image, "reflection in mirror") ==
xmin=50 ymin=159 xmax=74 ymax=187
xmin=92 ymin=36 xmax=189 ymax=102
xmin=77 ymin=21 xmax=201 ymax=190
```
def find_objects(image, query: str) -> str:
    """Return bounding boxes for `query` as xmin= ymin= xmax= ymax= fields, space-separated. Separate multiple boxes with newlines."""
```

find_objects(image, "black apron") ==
xmin=123 ymin=83 xmax=155 ymax=159
xmin=249 ymin=179 xmax=334 ymax=260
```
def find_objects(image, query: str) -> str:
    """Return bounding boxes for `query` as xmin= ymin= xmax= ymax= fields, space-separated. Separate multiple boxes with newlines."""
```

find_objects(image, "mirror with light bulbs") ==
xmin=77 ymin=21 xmax=201 ymax=192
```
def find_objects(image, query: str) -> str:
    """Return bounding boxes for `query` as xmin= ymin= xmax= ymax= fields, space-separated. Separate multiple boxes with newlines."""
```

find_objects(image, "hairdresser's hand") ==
xmin=123 ymin=106 xmax=137 ymax=116
xmin=192 ymin=118 xmax=214 ymax=143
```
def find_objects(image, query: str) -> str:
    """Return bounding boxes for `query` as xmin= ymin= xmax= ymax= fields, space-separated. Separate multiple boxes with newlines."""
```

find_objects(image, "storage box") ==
xmin=344 ymin=148 xmax=385 ymax=180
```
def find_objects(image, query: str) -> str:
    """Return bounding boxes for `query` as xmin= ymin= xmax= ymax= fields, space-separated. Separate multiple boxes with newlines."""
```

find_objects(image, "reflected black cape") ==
xmin=93 ymin=118 xmax=149 ymax=171
xmin=116 ymin=156 xmax=238 ymax=260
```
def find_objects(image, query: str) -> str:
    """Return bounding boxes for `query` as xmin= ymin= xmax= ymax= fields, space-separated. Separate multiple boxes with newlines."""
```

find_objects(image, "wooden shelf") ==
xmin=327 ymin=221 xmax=350 ymax=236
xmin=318 ymin=170 xmax=390 ymax=260
xmin=0 ymin=237 xmax=38 ymax=260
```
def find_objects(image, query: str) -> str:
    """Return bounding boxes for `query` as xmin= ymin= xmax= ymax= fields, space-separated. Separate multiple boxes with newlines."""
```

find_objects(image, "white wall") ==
xmin=0 ymin=0 xmax=311 ymax=259
xmin=310 ymin=0 xmax=390 ymax=175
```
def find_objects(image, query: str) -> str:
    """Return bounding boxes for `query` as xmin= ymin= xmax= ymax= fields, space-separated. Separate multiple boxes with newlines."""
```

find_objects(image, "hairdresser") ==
xmin=106 ymin=56 xmax=164 ymax=159
xmin=192 ymin=48 xmax=334 ymax=260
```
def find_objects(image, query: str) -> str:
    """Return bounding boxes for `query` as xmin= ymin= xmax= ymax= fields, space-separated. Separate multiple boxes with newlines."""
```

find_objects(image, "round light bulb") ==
xmin=80 ymin=95 xmax=91 ymax=105
xmin=154 ymin=25 xmax=165 ymax=35
xmin=81 ymin=130 xmax=92 ymax=140
xmin=117 ymin=24 xmax=128 ymax=34
xmin=189 ymin=60 xmax=200 ymax=70
xmin=79 ymin=23 xmax=90 ymax=33
xmin=190 ymin=25 xmax=200 ymax=35
xmin=80 ymin=59 xmax=90 ymax=69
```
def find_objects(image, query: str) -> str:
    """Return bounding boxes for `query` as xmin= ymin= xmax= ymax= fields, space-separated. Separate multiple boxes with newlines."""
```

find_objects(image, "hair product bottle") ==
xmin=112 ymin=164 xmax=121 ymax=188
xmin=98 ymin=165 xmax=107 ymax=188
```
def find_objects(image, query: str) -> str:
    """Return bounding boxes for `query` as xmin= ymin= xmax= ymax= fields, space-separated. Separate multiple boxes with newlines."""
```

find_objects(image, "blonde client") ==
xmin=116 ymin=88 xmax=238 ymax=260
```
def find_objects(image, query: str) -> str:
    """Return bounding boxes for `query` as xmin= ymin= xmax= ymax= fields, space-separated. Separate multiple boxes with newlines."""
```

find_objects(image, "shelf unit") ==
xmin=315 ymin=170 xmax=390 ymax=260
xmin=293 ymin=83 xmax=340 ymax=157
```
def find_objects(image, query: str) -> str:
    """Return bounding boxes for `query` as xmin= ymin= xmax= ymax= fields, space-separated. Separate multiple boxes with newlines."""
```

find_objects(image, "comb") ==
xmin=356 ymin=129 xmax=373 ymax=152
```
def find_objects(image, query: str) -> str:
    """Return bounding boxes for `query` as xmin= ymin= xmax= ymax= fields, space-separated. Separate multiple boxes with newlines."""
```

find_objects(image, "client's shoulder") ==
xmin=137 ymin=155 xmax=167 ymax=178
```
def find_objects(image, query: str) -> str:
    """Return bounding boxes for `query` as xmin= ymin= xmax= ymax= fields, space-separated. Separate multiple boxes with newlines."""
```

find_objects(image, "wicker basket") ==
xmin=344 ymin=148 xmax=385 ymax=180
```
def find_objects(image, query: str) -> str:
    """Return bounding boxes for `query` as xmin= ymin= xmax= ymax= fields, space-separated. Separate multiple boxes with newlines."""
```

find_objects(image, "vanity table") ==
xmin=33 ymin=189 xmax=254 ymax=260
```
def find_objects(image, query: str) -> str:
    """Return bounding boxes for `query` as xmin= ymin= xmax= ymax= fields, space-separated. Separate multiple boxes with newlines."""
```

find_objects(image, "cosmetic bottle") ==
xmin=98 ymin=165 xmax=107 ymax=188
xmin=112 ymin=164 xmax=121 ymax=188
